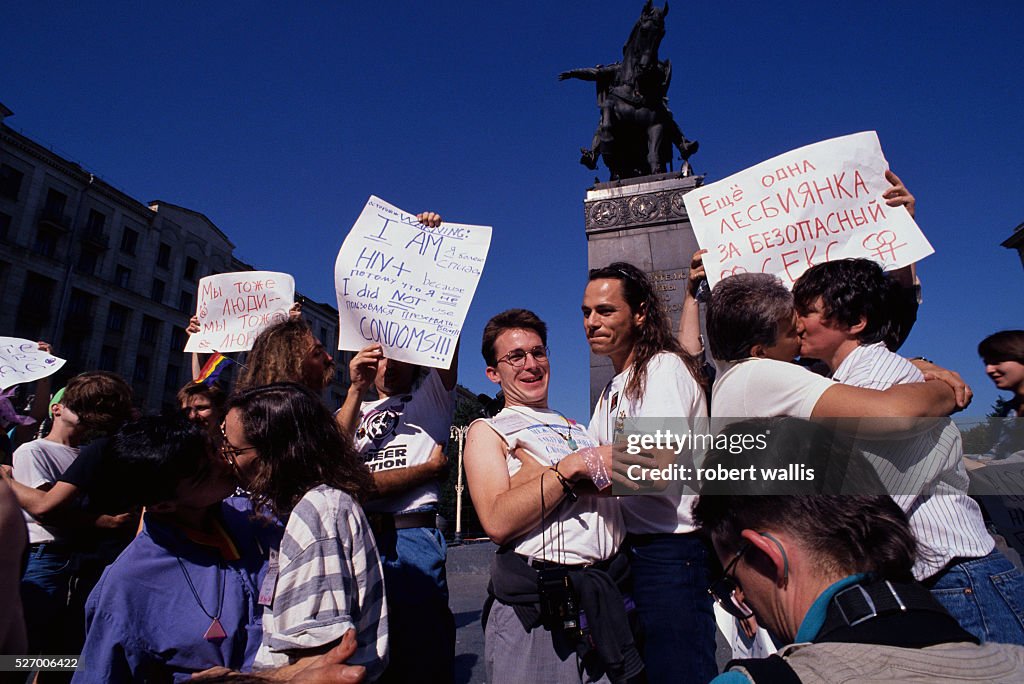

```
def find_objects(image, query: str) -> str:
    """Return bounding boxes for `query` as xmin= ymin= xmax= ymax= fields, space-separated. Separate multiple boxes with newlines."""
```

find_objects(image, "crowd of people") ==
xmin=1 ymin=188 xmax=1023 ymax=684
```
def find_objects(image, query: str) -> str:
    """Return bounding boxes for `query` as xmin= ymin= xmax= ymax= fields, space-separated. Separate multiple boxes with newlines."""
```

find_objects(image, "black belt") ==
xmin=920 ymin=556 xmax=973 ymax=588
xmin=367 ymin=510 xmax=436 ymax=537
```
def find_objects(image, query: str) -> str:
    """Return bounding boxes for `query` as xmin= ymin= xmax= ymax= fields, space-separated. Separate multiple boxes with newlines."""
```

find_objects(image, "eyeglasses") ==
xmin=497 ymin=345 xmax=549 ymax=368
xmin=708 ymin=542 xmax=754 ymax=620
xmin=219 ymin=422 xmax=257 ymax=467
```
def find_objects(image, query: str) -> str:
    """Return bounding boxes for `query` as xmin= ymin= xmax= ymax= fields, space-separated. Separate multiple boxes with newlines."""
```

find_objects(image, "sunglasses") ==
xmin=707 ymin=542 xmax=754 ymax=620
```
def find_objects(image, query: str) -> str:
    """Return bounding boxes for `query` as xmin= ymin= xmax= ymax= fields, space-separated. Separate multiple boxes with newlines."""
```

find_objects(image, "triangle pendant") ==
xmin=204 ymin=617 xmax=227 ymax=642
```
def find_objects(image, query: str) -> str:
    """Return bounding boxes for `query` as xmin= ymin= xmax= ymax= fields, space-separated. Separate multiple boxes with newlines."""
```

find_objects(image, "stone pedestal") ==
xmin=585 ymin=172 xmax=704 ymax=410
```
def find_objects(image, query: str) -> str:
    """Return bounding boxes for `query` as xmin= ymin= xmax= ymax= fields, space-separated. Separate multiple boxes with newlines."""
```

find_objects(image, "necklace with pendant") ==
xmin=177 ymin=557 xmax=227 ymax=642
xmin=506 ymin=406 xmax=579 ymax=450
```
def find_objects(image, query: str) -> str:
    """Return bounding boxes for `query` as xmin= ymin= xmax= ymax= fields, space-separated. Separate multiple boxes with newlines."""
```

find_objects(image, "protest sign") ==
xmin=335 ymin=196 xmax=491 ymax=369
xmin=0 ymin=337 xmax=66 ymax=390
xmin=184 ymin=271 xmax=295 ymax=353
xmin=683 ymin=131 xmax=934 ymax=287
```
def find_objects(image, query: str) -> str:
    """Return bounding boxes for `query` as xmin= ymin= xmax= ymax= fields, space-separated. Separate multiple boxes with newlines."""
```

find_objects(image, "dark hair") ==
xmin=103 ymin=415 xmax=212 ymax=507
xmin=481 ymin=309 xmax=548 ymax=366
xmin=237 ymin=318 xmax=321 ymax=391
xmin=979 ymin=330 xmax=1024 ymax=364
xmin=693 ymin=418 xmax=917 ymax=582
xmin=792 ymin=259 xmax=893 ymax=345
xmin=707 ymin=273 xmax=793 ymax=361
xmin=227 ymin=382 xmax=373 ymax=514
xmin=176 ymin=381 xmax=227 ymax=413
xmin=588 ymin=262 xmax=706 ymax=402
xmin=61 ymin=371 xmax=133 ymax=435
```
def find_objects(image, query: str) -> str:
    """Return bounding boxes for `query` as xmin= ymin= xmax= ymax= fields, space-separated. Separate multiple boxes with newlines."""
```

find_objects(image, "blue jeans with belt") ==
xmin=372 ymin=507 xmax=455 ymax=684
xmin=929 ymin=549 xmax=1024 ymax=645
xmin=625 ymin=532 xmax=717 ymax=684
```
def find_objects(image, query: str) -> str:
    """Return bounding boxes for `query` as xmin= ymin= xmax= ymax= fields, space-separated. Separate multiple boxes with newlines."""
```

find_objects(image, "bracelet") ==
xmin=549 ymin=465 xmax=578 ymax=502
xmin=577 ymin=447 xmax=611 ymax=490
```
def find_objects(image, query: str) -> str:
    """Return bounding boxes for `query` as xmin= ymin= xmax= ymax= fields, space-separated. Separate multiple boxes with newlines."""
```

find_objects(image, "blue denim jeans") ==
xmin=625 ymin=533 xmax=717 ymax=684
xmin=373 ymin=510 xmax=455 ymax=684
xmin=20 ymin=543 xmax=77 ymax=653
xmin=930 ymin=549 xmax=1024 ymax=645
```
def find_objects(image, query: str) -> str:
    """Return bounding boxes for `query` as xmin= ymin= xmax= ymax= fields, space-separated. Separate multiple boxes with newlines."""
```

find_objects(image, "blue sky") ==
xmin=4 ymin=1 xmax=1022 ymax=421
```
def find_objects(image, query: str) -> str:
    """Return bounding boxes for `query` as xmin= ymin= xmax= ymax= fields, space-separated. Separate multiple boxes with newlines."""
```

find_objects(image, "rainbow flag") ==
xmin=195 ymin=353 xmax=233 ymax=385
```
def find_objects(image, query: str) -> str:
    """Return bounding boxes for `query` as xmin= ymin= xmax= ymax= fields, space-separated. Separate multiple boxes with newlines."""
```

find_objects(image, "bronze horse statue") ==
xmin=560 ymin=1 xmax=698 ymax=180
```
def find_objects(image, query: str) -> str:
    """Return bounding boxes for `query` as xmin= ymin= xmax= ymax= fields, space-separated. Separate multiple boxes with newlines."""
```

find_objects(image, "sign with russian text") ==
xmin=683 ymin=131 xmax=934 ymax=287
xmin=184 ymin=271 xmax=295 ymax=353
xmin=0 ymin=337 xmax=66 ymax=390
xmin=335 ymin=196 xmax=491 ymax=369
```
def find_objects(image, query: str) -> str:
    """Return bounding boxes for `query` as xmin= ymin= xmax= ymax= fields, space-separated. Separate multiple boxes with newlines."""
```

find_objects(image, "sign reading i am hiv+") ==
xmin=335 ymin=196 xmax=491 ymax=369
xmin=0 ymin=337 xmax=66 ymax=390
xmin=683 ymin=131 xmax=934 ymax=287
xmin=184 ymin=271 xmax=295 ymax=353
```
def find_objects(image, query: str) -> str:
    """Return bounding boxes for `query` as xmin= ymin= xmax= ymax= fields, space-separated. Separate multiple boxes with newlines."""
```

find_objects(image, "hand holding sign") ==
xmin=683 ymin=132 xmax=933 ymax=287
xmin=335 ymin=197 xmax=491 ymax=369
xmin=184 ymin=271 xmax=295 ymax=353
xmin=0 ymin=337 xmax=66 ymax=390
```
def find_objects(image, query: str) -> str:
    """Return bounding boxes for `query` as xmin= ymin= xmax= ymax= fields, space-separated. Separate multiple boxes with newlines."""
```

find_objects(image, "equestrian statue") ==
xmin=560 ymin=1 xmax=699 ymax=180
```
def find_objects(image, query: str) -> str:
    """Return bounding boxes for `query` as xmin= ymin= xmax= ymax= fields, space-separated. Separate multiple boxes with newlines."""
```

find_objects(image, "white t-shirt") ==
xmin=589 ymin=352 xmax=708 ymax=534
xmin=475 ymin=406 xmax=623 ymax=565
xmin=711 ymin=357 xmax=834 ymax=419
xmin=354 ymin=370 xmax=455 ymax=514
xmin=12 ymin=438 xmax=79 ymax=543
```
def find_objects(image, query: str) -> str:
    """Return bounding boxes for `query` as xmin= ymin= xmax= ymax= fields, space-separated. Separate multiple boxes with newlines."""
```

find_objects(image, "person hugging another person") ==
xmin=222 ymin=383 xmax=388 ymax=680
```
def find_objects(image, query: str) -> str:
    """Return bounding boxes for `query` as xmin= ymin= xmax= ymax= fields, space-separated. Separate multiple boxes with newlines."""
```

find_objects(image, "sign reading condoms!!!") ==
xmin=184 ymin=271 xmax=295 ymax=353
xmin=683 ymin=131 xmax=934 ymax=287
xmin=0 ymin=337 xmax=66 ymax=390
xmin=334 ymin=196 xmax=491 ymax=369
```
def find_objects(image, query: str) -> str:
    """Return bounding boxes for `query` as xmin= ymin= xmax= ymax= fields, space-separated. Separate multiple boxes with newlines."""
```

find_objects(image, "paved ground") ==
xmin=445 ymin=540 xmax=733 ymax=684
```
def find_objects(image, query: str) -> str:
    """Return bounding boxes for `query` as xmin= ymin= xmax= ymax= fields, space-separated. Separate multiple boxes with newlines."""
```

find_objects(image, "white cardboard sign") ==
xmin=684 ymin=131 xmax=934 ymax=287
xmin=184 ymin=271 xmax=295 ymax=353
xmin=335 ymin=196 xmax=491 ymax=369
xmin=0 ymin=337 xmax=66 ymax=390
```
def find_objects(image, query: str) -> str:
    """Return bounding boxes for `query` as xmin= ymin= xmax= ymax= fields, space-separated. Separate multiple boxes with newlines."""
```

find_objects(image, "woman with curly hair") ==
xmin=220 ymin=382 xmax=387 ymax=680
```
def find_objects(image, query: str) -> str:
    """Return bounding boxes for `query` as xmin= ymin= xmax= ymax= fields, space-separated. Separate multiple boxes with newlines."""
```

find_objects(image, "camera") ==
xmin=537 ymin=567 xmax=580 ymax=636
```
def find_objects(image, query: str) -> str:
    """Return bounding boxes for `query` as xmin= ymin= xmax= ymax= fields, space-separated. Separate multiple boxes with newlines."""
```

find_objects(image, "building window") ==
xmin=77 ymin=248 xmax=99 ymax=275
xmin=115 ymin=265 xmax=132 ymax=288
xmin=67 ymin=288 xmax=93 ymax=318
xmin=120 ymin=226 xmax=139 ymax=255
xmin=42 ymin=189 xmax=68 ymax=224
xmin=15 ymin=272 xmax=57 ymax=339
xmin=140 ymin=315 xmax=161 ymax=344
xmin=99 ymin=346 xmax=119 ymax=372
xmin=0 ymin=211 xmax=11 ymax=241
xmin=178 ymin=290 xmax=193 ymax=314
xmin=170 ymin=326 xmax=186 ymax=352
xmin=184 ymin=257 xmax=198 ymax=281
xmin=157 ymin=242 xmax=171 ymax=269
xmin=151 ymin=278 xmax=165 ymax=304
xmin=133 ymin=356 xmax=150 ymax=383
xmin=85 ymin=209 xmax=106 ymax=235
xmin=106 ymin=303 xmax=129 ymax=332
xmin=0 ymin=164 xmax=24 ymax=201
xmin=164 ymin=364 xmax=181 ymax=393
xmin=32 ymin=229 xmax=58 ymax=258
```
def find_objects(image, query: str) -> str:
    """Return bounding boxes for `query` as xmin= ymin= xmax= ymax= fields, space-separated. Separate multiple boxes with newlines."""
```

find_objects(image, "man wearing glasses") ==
xmin=465 ymin=309 xmax=640 ymax=684
xmin=693 ymin=418 xmax=1024 ymax=683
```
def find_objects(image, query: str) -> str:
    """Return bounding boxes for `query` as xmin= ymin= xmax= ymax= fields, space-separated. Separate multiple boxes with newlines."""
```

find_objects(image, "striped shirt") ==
xmin=833 ymin=343 xmax=993 ymax=579
xmin=254 ymin=485 xmax=388 ymax=680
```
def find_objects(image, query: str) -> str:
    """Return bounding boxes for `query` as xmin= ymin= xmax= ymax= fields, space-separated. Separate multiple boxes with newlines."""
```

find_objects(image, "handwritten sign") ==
xmin=0 ymin=337 xmax=66 ymax=390
xmin=184 ymin=271 xmax=295 ymax=353
xmin=334 ymin=196 xmax=491 ymax=369
xmin=683 ymin=131 xmax=934 ymax=287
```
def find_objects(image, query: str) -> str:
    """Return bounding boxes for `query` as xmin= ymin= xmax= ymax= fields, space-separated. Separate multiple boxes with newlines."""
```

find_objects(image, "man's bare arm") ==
xmin=371 ymin=444 xmax=448 ymax=498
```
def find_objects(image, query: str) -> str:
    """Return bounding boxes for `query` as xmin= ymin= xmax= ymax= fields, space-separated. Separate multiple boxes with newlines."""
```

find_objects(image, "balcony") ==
xmin=81 ymin=229 xmax=110 ymax=249
xmin=37 ymin=206 xmax=70 ymax=231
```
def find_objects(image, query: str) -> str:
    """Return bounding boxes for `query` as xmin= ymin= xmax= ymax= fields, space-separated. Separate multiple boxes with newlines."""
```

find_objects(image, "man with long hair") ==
xmin=582 ymin=262 xmax=714 ymax=683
